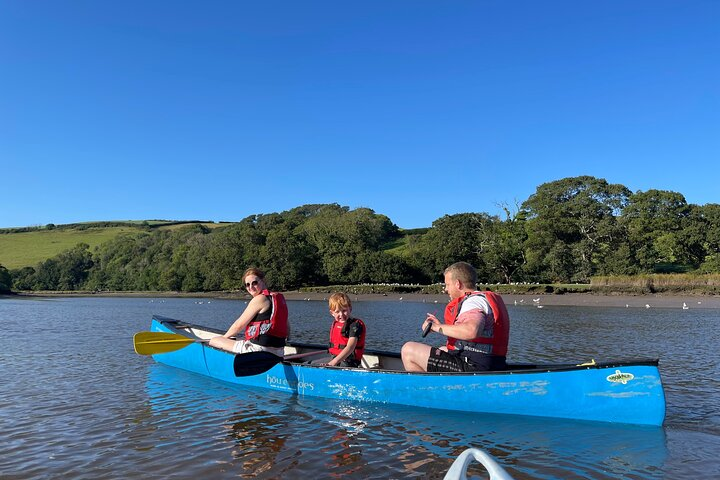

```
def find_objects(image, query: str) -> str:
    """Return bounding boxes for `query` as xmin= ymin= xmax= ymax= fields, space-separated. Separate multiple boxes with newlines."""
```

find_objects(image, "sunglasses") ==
xmin=245 ymin=280 xmax=259 ymax=288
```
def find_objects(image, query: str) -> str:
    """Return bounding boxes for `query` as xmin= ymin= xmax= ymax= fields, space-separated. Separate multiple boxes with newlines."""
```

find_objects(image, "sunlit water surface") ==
xmin=1 ymin=296 xmax=718 ymax=478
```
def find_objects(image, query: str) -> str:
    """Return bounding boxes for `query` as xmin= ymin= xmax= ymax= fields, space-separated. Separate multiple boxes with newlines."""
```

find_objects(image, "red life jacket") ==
xmin=245 ymin=290 xmax=289 ymax=348
xmin=328 ymin=317 xmax=366 ymax=361
xmin=444 ymin=291 xmax=509 ymax=357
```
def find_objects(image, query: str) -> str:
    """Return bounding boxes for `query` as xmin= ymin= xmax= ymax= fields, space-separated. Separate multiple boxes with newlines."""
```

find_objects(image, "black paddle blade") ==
xmin=422 ymin=321 xmax=433 ymax=338
xmin=233 ymin=351 xmax=284 ymax=377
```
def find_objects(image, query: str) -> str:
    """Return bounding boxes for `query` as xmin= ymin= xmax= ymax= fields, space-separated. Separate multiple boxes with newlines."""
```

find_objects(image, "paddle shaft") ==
xmin=284 ymin=350 xmax=326 ymax=362
xmin=233 ymin=349 xmax=326 ymax=377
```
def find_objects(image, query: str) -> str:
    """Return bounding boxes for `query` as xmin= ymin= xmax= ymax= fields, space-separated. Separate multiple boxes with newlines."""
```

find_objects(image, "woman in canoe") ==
xmin=209 ymin=268 xmax=289 ymax=356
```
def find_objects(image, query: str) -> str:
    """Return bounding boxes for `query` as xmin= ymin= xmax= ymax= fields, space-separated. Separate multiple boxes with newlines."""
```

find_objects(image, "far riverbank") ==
xmin=7 ymin=290 xmax=720 ymax=309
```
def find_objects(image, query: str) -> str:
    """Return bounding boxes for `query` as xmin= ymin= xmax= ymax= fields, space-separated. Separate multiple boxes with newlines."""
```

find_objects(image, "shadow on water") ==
xmin=143 ymin=364 xmax=668 ymax=479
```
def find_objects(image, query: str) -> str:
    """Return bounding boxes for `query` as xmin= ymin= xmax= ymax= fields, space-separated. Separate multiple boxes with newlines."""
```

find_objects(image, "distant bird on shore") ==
xmin=533 ymin=298 xmax=540 ymax=303
xmin=645 ymin=304 xmax=651 ymax=309
xmin=683 ymin=302 xmax=689 ymax=310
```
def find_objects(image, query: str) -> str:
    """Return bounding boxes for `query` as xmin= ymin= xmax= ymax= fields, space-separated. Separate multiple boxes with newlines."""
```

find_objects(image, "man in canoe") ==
xmin=401 ymin=262 xmax=509 ymax=372
xmin=209 ymin=268 xmax=289 ymax=356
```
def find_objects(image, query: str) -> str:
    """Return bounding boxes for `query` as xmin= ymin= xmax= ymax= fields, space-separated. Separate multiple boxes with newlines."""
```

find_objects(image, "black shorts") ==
xmin=426 ymin=348 xmax=507 ymax=372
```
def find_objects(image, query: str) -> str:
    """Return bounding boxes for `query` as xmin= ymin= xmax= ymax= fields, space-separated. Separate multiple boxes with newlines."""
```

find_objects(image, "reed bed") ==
xmin=591 ymin=274 xmax=720 ymax=294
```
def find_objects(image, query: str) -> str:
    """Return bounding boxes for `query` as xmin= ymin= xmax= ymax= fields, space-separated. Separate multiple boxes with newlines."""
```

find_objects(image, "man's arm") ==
xmin=432 ymin=309 xmax=484 ymax=340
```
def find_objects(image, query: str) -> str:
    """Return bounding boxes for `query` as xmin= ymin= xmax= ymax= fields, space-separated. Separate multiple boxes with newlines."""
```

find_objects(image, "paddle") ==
xmin=233 ymin=350 xmax=326 ymax=377
xmin=423 ymin=312 xmax=437 ymax=338
xmin=422 ymin=321 xmax=433 ymax=338
xmin=134 ymin=331 xmax=325 ymax=376
xmin=133 ymin=331 xmax=207 ymax=355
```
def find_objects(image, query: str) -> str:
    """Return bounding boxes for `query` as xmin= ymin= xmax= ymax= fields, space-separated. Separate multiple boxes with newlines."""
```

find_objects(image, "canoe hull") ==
xmin=148 ymin=316 xmax=665 ymax=426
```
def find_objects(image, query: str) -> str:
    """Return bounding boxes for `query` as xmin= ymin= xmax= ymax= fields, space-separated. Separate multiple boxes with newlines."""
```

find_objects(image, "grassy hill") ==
xmin=382 ymin=227 xmax=429 ymax=257
xmin=0 ymin=221 xmax=231 ymax=270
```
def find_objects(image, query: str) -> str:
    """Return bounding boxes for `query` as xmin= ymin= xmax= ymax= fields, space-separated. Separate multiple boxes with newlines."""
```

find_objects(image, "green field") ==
xmin=0 ymin=227 xmax=142 ymax=269
xmin=0 ymin=221 xmax=232 ymax=270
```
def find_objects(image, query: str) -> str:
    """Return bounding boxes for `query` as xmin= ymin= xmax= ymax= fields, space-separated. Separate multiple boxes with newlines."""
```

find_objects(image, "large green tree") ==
xmin=299 ymin=204 xmax=400 ymax=284
xmin=407 ymin=213 xmax=493 ymax=282
xmin=55 ymin=243 xmax=94 ymax=290
xmin=478 ymin=206 xmax=528 ymax=284
xmin=259 ymin=224 xmax=319 ymax=290
xmin=522 ymin=176 xmax=631 ymax=282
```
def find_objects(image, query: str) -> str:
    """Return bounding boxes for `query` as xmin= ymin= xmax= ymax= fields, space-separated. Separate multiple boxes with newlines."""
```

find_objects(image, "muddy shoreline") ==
xmin=7 ymin=290 xmax=720 ymax=309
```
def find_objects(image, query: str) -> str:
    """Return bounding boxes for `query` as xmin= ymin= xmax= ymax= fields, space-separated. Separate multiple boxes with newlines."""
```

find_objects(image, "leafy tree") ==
xmin=33 ymin=258 xmax=61 ymax=290
xmin=350 ymin=251 xmax=415 ymax=284
xmin=686 ymin=203 xmax=720 ymax=271
xmin=0 ymin=265 xmax=11 ymax=292
xmin=9 ymin=266 xmax=35 ymax=290
xmin=479 ymin=206 xmax=528 ymax=284
xmin=407 ymin=213 xmax=492 ymax=282
xmin=522 ymin=176 xmax=631 ymax=282
xmin=699 ymin=204 xmax=720 ymax=254
xmin=299 ymin=204 xmax=400 ymax=284
xmin=205 ymin=218 xmax=265 ymax=290
xmin=620 ymin=189 xmax=694 ymax=270
xmin=259 ymin=225 xmax=319 ymax=290
xmin=86 ymin=232 xmax=156 ymax=290
xmin=55 ymin=243 xmax=94 ymax=290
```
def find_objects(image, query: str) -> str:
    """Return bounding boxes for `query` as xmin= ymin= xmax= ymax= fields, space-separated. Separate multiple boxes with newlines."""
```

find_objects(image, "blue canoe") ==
xmin=145 ymin=315 xmax=666 ymax=426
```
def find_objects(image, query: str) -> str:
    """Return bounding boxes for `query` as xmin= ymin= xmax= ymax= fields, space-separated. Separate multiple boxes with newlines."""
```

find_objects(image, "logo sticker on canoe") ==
xmin=606 ymin=370 xmax=634 ymax=384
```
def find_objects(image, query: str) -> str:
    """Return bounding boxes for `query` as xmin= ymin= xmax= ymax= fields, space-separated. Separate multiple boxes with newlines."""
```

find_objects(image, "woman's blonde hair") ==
xmin=328 ymin=292 xmax=352 ymax=311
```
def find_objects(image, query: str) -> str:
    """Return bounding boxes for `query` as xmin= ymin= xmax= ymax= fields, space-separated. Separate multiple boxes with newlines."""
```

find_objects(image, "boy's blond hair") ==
xmin=328 ymin=292 xmax=352 ymax=311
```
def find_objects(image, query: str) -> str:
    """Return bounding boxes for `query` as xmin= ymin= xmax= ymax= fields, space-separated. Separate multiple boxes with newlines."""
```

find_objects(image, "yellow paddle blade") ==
xmin=133 ymin=331 xmax=197 ymax=355
xmin=576 ymin=359 xmax=597 ymax=367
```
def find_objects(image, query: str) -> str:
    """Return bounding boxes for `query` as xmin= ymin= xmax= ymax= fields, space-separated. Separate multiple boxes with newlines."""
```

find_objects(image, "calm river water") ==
xmin=1 ymin=296 xmax=718 ymax=479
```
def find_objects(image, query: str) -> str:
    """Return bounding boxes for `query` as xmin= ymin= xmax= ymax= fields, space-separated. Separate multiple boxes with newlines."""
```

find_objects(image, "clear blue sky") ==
xmin=2 ymin=1 xmax=718 ymax=229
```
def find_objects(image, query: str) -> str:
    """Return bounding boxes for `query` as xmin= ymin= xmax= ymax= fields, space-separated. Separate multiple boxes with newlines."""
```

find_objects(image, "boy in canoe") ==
xmin=313 ymin=292 xmax=366 ymax=367
xmin=401 ymin=262 xmax=509 ymax=372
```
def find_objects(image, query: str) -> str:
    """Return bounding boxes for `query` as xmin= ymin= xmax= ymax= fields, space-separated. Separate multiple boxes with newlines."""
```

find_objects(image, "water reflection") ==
xmin=145 ymin=363 xmax=668 ymax=479
xmin=225 ymin=406 xmax=290 ymax=477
